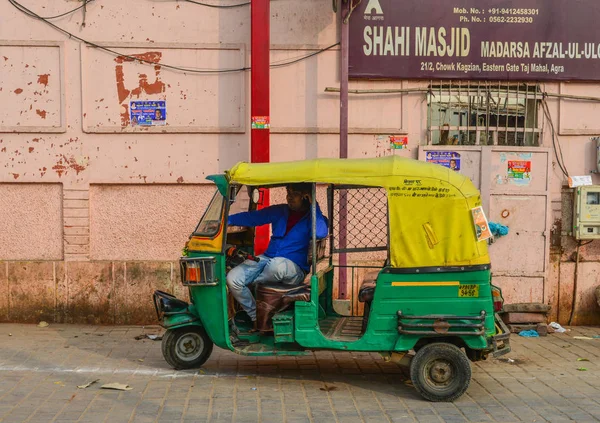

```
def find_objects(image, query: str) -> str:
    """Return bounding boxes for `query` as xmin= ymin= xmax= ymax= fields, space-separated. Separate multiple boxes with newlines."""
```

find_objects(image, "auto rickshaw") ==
xmin=153 ymin=156 xmax=510 ymax=402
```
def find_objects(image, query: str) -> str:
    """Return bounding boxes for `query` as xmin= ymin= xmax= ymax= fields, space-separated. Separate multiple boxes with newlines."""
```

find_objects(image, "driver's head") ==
xmin=286 ymin=183 xmax=311 ymax=212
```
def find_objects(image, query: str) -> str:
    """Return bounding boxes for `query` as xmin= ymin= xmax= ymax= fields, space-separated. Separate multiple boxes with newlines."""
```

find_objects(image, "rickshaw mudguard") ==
xmin=161 ymin=307 xmax=201 ymax=330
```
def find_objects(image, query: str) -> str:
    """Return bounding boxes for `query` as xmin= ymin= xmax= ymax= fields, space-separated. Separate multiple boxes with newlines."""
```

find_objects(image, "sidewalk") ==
xmin=0 ymin=323 xmax=599 ymax=422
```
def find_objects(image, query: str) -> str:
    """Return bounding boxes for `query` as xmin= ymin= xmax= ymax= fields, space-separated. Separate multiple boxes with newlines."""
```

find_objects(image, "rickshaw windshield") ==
xmin=193 ymin=189 xmax=224 ymax=237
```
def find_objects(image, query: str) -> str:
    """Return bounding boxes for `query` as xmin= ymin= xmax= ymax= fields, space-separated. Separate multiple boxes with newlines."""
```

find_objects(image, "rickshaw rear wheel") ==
xmin=410 ymin=342 xmax=471 ymax=402
xmin=162 ymin=326 xmax=214 ymax=370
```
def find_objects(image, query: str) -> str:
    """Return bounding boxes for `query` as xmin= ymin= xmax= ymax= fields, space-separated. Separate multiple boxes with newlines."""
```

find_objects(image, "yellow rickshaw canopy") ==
xmin=226 ymin=156 xmax=489 ymax=269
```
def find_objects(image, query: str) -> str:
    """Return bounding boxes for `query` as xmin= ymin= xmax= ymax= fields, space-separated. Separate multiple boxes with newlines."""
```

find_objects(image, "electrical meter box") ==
xmin=574 ymin=185 xmax=600 ymax=239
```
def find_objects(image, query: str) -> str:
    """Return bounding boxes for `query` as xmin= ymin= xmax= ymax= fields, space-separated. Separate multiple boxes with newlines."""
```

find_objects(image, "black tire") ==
xmin=161 ymin=326 xmax=214 ymax=370
xmin=410 ymin=342 xmax=471 ymax=402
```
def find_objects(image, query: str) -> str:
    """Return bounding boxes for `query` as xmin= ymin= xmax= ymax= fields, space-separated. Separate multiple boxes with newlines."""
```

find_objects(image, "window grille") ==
xmin=427 ymin=81 xmax=542 ymax=146
xmin=328 ymin=186 xmax=388 ymax=253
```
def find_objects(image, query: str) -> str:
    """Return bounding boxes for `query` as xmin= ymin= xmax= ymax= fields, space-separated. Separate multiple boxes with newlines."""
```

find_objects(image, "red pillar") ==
xmin=251 ymin=0 xmax=270 ymax=255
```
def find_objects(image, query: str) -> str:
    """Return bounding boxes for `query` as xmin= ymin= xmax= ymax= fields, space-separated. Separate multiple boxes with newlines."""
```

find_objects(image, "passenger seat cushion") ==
xmin=255 ymin=282 xmax=310 ymax=331
xmin=358 ymin=270 xmax=379 ymax=303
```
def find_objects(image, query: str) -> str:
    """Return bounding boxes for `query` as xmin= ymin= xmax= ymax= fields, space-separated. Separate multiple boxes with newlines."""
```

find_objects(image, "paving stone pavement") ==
xmin=0 ymin=324 xmax=599 ymax=422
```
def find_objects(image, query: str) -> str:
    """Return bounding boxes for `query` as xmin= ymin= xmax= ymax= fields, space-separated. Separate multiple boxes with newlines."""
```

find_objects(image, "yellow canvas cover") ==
xmin=226 ymin=156 xmax=489 ymax=269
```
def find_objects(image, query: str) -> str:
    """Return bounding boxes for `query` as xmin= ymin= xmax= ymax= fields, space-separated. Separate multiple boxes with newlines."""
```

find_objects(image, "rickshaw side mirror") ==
xmin=229 ymin=187 xmax=237 ymax=203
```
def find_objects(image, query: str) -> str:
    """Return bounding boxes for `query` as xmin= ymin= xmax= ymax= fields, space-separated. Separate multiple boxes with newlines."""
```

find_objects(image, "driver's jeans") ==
xmin=226 ymin=255 xmax=305 ymax=321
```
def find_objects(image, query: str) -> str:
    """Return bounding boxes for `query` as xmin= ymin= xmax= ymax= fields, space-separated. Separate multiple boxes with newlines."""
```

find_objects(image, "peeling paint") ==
xmin=37 ymin=74 xmax=49 ymax=87
xmin=177 ymin=176 xmax=184 ymax=183
xmin=11 ymin=173 xmax=19 ymax=179
xmin=36 ymin=109 xmax=47 ymax=119
xmin=14 ymin=88 xmax=23 ymax=94
xmin=52 ymin=154 xmax=89 ymax=177
xmin=114 ymin=52 xmax=166 ymax=127
xmin=28 ymin=147 xmax=34 ymax=153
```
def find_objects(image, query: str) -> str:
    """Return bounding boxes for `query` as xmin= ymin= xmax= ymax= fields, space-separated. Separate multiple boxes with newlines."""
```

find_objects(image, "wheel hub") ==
xmin=429 ymin=360 xmax=452 ymax=384
xmin=176 ymin=333 xmax=203 ymax=361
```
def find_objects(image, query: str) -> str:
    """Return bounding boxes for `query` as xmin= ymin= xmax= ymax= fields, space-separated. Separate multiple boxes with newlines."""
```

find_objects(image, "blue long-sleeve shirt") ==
xmin=228 ymin=204 xmax=328 ymax=272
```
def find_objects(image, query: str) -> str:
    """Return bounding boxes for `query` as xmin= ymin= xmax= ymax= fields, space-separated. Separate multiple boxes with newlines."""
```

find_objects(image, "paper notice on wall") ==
xmin=251 ymin=116 xmax=270 ymax=129
xmin=568 ymin=175 xmax=593 ymax=188
xmin=389 ymin=136 xmax=408 ymax=149
xmin=471 ymin=206 xmax=492 ymax=242
xmin=507 ymin=160 xmax=531 ymax=185
xmin=426 ymin=151 xmax=461 ymax=171
xmin=130 ymin=100 xmax=166 ymax=126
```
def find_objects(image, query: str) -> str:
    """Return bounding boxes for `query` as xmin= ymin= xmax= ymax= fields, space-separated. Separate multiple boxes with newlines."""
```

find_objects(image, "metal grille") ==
xmin=427 ymin=81 xmax=542 ymax=146
xmin=330 ymin=186 xmax=388 ymax=253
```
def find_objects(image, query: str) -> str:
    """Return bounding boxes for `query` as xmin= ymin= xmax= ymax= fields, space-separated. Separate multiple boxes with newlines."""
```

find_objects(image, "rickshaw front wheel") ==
xmin=162 ymin=326 xmax=214 ymax=370
xmin=410 ymin=342 xmax=471 ymax=402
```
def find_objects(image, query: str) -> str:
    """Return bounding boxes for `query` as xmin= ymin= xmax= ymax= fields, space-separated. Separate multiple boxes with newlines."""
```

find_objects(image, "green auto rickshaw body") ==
xmin=154 ymin=156 xmax=510 ymax=400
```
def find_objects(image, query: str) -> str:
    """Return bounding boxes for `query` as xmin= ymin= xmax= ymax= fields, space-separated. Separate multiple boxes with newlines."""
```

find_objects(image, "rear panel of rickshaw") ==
xmin=293 ymin=267 xmax=495 ymax=352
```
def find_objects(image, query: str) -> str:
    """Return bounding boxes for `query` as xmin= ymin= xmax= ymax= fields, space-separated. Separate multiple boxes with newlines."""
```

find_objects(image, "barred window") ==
xmin=427 ymin=81 xmax=542 ymax=146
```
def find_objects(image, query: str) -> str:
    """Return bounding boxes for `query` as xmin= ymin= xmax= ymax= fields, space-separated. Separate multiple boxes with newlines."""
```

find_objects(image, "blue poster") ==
xmin=426 ymin=151 xmax=461 ymax=171
xmin=130 ymin=100 xmax=166 ymax=126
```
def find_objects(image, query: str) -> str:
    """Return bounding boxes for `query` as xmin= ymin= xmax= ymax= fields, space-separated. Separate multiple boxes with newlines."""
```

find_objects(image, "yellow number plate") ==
xmin=459 ymin=284 xmax=479 ymax=298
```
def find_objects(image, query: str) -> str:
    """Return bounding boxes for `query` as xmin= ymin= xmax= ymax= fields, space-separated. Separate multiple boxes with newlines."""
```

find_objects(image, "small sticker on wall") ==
xmin=251 ymin=116 xmax=270 ymax=129
xmin=507 ymin=160 xmax=531 ymax=185
xmin=130 ymin=100 xmax=166 ymax=126
xmin=426 ymin=151 xmax=461 ymax=171
xmin=389 ymin=136 xmax=408 ymax=150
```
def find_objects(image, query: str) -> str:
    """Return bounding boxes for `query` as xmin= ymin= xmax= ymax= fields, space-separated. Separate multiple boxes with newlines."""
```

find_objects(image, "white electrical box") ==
xmin=574 ymin=185 xmax=600 ymax=239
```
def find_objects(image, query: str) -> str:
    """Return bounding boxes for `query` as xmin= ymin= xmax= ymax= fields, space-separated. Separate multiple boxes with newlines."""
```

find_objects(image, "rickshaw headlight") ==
xmin=180 ymin=257 xmax=218 ymax=286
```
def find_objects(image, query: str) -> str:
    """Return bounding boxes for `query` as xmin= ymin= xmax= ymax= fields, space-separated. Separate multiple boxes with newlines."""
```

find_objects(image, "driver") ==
xmin=226 ymin=183 xmax=328 ymax=327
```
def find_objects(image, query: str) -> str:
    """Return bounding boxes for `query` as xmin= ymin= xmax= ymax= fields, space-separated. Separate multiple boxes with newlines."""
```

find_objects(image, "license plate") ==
xmin=459 ymin=284 xmax=479 ymax=298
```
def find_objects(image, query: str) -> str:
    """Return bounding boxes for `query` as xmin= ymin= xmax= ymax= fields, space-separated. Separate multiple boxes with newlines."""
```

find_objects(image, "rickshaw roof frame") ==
xmin=211 ymin=156 xmax=489 ymax=269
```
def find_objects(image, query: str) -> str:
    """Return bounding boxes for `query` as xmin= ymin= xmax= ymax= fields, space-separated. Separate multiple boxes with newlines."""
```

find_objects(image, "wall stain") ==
xmin=11 ymin=173 xmax=19 ymax=179
xmin=52 ymin=154 xmax=88 ymax=177
xmin=14 ymin=88 xmax=23 ymax=94
xmin=28 ymin=147 xmax=34 ymax=153
xmin=36 ymin=109 xmax=47 ymax=119
xmin=37 ymin=74 xmax=49 ymax=87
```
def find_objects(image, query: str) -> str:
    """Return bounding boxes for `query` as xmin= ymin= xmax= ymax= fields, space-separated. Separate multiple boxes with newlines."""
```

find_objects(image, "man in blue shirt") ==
xmin=227 ymin=183 xmax=328 ymax=325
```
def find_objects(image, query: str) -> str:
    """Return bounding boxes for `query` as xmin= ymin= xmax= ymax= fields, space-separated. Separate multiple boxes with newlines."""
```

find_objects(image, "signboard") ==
xmin=130 ymin=101 xmax=166 ymax=126
xmin=349 ymin=0 xmax=600 ymax=81
xmin=426 ymin=151 xmax=461 ymax=171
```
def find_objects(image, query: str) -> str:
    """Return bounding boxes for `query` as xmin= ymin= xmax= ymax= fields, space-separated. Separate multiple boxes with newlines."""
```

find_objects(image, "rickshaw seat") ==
xmin=255 ymin=282 xmax=310 ymax=332
xmin=358 ymin=270 xmax=379 ymax=303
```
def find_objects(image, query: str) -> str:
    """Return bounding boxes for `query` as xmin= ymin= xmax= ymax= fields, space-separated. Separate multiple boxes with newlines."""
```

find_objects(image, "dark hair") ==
xmin=286 ymin=183 xmax=312 ymax=194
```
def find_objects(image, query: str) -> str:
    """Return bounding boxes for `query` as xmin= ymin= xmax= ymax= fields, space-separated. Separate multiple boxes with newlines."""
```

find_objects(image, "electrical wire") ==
xmin=271 ymin=43 xmax=340 ymax=68
xmin=14 ymin=0 xmax=95 ymax=19
xmin=9 ymin=0 xmax=338 ymax=74
xmin=183 ymin=0 xmax=250 ymax=8
xmin=541 ymin=97 xmax=570 ymax=178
